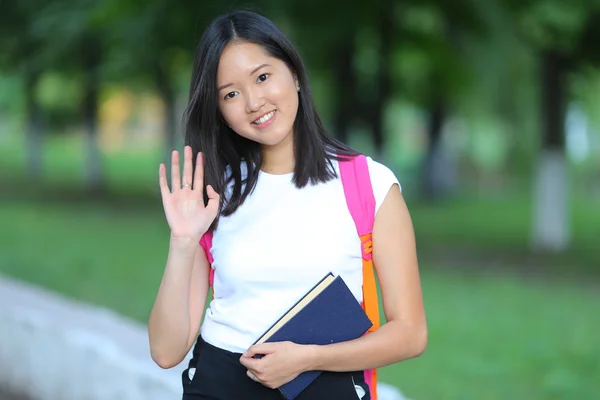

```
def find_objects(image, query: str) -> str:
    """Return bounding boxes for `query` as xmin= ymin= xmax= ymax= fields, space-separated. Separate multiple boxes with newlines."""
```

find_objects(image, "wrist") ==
xmin=303 ymin=345 xmax=322 ymax=372
xmin=169 ymin=233 xmax=201 ymax=251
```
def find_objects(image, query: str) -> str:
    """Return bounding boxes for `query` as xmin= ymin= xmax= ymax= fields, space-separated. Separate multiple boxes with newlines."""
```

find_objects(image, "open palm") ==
xmin=159 ymin=146 xmax=220 ymax=240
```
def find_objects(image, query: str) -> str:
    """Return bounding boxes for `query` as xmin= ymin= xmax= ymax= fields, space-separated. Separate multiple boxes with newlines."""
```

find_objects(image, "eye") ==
xmin=257 ymin=73 xmax=270 ymax=83
xmin=224 ymin=91 xmax=238 ymax=100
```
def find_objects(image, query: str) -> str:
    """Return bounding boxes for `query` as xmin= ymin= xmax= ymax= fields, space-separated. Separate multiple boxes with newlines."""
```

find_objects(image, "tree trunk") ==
xmin=531 ymin=51 xmax=570 ymax=252
xmin=420 ymin=96 xmax=451 ymax=200
xmin=333 ymin=39 xmax=355 ymax=144
xmin=371 ymin=0 xmax=393 ymax=158
xmin=24 ymin=71 xmax=43 ymax=181
xmin=82 ymin=34 xmax=103 ymax=193
xmin=420 ymin=16 xmax=459 ymax=200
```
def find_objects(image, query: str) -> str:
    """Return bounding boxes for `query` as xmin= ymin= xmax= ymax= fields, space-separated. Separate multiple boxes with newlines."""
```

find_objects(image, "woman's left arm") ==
xmin=307 ymin=183 xmax=427 ymax=372
xmin=240 ymin=184 xmax=426 ymax=385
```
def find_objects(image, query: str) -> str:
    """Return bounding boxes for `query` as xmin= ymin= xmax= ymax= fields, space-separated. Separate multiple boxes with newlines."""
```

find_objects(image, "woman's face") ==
xmin=217 ymin=41 xmax=299 ymax=148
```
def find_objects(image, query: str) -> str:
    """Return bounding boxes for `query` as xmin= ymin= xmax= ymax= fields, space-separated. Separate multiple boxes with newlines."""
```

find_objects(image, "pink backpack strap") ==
xmin=339 ymin=154 xmax=380 ymax=400
xmin=339 ymin=155 xmax=376 ymax=253
xmin=199 ymin=231 xmax=214 ymax=286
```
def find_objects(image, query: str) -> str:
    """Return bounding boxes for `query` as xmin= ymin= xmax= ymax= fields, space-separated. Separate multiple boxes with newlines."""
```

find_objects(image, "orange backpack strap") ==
xmin=339 ymin=154 xmax=380 ymax=400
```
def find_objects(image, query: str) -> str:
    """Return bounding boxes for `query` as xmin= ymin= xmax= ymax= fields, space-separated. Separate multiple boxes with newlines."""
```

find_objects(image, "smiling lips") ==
xmin=252 ymin=110 xmax=276 ymax=128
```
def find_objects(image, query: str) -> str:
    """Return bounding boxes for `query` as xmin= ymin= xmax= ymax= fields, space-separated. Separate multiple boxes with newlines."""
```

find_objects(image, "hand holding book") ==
xmin=239 ymin=340 xmax=314 ymax=390
xmin=238 ymin=273 xmax=373 ymax=399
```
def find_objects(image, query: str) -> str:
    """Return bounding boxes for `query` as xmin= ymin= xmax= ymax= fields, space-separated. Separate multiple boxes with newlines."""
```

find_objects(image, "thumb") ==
xmin=206 ymin=185 xmax=220 ymax=211
xmin=244 ymin=343 xmax=276 ymax=358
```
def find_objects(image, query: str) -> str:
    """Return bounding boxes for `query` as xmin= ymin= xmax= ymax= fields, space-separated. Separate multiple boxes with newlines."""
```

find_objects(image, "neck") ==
xmin=260 ymin=133 xmax=295 ymax=175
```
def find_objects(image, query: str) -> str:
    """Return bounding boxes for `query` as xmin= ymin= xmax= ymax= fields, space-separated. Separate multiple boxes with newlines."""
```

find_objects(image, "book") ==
xmin=252 ymin=272 xmax=373 ymax=399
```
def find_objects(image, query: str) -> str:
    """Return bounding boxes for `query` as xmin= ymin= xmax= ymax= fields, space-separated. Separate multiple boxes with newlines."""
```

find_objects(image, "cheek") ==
xmin=220 ymin=103 xmax=243 ymax=126
xmin=269 ymin=85 xmax=298 ymax=115
xmin=285 ymin=92 xmax=299 ymax=118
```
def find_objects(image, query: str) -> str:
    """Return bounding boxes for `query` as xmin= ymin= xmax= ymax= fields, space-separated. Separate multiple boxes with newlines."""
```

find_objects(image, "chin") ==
xmin=239 ymin=128 xmax=293 ymax=148
xmin=260 ymin=135 xmax=290 ymax=147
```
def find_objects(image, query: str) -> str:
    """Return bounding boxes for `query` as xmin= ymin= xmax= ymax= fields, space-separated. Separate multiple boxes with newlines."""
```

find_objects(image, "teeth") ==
xmin=255 ymin=111 xmax=275 ymax=125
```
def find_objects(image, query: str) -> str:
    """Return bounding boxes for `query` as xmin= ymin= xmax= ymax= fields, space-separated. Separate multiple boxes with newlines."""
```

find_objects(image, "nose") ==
xmin=245 ymin=87 xmax=265 ymax=114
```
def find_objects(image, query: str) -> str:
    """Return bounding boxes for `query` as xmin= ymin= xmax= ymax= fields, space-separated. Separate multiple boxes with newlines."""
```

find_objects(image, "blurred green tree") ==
xmin=0 ymin=0 xmax=114 ymax=192
xmin=503 ymin=0 xmax=600 ymax=252
xmin=0 ymin=0 xmax=50 ymax=181
xmin=284 ymin=0 xmax=485 ymax=199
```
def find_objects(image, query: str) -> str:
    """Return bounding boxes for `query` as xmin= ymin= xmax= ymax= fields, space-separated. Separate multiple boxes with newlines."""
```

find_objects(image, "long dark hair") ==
xmin=183 ymin=10 xmax=358 ymax=227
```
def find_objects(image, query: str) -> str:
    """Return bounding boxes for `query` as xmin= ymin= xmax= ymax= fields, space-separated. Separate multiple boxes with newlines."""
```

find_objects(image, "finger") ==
xmin=240 ymin=352 xmax=256 ymax=364
xmin=206 ymin=185 xmax=220 ymax=212
xmin=244 ymin=343 xmax=274 ymax=358
xmin=239 ymin=355 xmax=250 ymax=368
xmin=239 ymin=353 xmax=262 ymax=370
xmin=182 ymin=146 xmax=193 ymax=189
xmin=171 ymin=150 xmax=181 ymax=192
xmin=158 ymin=164 xmax=170 ymax=198
xmin=246 ymin=370 xmax=261 ymax=383
xmin=193 ymin=151 xmax=204 ymax=196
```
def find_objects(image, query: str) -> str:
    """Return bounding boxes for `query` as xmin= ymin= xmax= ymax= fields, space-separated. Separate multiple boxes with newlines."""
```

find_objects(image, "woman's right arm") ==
xmin=148 ymin=235 xmax=210 ymax=369
xmin=148 ymin=146 xmax=219 ymax=369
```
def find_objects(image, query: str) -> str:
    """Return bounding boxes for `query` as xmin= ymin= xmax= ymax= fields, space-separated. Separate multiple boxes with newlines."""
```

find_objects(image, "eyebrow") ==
xmin=217 ymin=63 xmax=272 ymax=92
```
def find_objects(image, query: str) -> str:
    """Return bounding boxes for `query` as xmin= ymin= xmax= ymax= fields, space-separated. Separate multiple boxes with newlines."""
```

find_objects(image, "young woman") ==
xmin=148 ymin=10 xmax=427 ymax=400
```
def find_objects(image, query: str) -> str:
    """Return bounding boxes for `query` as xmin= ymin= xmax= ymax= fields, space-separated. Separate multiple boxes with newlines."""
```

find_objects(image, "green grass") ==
xmin=409 ymin=194 xmax=600 ymax=278
xmin=0 ymin=201 xmax=168 ymax=321
xmin=382 ymin=271 xmax=599 ymax=400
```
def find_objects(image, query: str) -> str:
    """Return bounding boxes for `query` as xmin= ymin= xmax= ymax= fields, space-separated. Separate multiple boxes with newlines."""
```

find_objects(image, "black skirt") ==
xmin=182 ymin=336 xmax=370 ymax=400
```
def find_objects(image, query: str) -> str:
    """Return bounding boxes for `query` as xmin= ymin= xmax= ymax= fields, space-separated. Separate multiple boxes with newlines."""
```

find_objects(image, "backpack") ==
xmin=199 ymin=154 xmax=380 ymax=400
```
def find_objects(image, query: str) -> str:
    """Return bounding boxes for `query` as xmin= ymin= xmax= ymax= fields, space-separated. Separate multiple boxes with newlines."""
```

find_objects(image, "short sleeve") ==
xmin=366 ymin=157 xmax=401 ymax=214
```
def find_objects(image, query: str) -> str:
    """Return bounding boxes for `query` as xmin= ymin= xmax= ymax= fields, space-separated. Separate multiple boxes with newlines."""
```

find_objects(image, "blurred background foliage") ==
xmin=1 ymin=0 xmax=599 ymax=399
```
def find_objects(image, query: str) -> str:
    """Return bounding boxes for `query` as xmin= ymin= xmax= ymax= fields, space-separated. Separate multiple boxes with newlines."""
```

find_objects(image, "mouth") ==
xmin=252 ymin=110 xmax=276 ymax=125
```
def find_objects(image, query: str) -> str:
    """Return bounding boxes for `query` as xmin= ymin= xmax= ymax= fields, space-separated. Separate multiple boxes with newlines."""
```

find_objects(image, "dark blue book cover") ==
xmin=253 ymin=273 xmax=373 ymax=399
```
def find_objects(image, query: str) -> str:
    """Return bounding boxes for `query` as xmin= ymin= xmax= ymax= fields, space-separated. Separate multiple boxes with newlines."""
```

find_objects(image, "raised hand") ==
xmin=159 ymin=146 xmax=220 ymax=240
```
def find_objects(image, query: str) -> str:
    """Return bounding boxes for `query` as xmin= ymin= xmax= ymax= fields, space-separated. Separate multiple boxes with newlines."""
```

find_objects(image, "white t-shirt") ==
xmin=199 ymin=157 xmax=400 ymax=354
